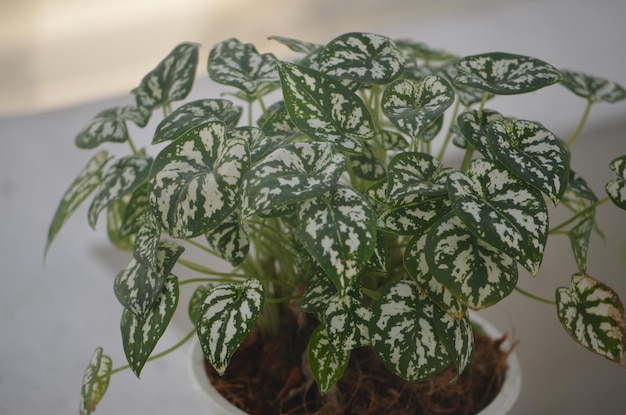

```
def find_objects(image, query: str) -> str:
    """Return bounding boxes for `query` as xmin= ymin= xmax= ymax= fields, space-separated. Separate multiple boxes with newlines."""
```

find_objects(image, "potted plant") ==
xmin=46 ymin=32 xmax=626 ymax=415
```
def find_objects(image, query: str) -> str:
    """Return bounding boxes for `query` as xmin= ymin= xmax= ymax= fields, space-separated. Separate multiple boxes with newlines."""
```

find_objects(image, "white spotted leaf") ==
xmin=488 ymin=119 xmax=570 ymax=204
xmin=560 ymin=70 xmax=626 ymax=103
xmin=277 ymin=61 xmax=375 ymax=153
xmin=432 ymin=308 xmax=474 ymax=381
xmin=320 ymin=32 xmax=403 ymax=84
xmin=268 ymin=35 xmax=321 ymax=54
xmin=556 ymin=273 xmax=626 ymax=366
xmin=308 ymin=324 xmax=350 ymax=394
xmin=79 ymin=348 xmax=112 ymax=415
xmin=387 ymin=152 xmax=451 ymax=201
xmin=377 ymin=194 xmax=451 ymax=236
xmin=568 ymin=209 xmax=595 ymax=273
xmin=370 ymin=280 xmax=451 ymax=382
xmin=132 ymin=212 xmax=161 ymax=269
xmin=204 ymin=209 xmax=250 ymax=266
xmin=455 ymin=52 xmax=562 ymax=95
xmin=324 ymin=294 xmax=371 ymax=351
xmin=148 ymin=121 xmax=250 ymax=238
xmin=121 ymin=275 xmax=179 ymax=377
xmin=447 ymin=159 xmax=548 ymax=275
xmin=196 ymin=278 xmax=265 ymax=375
xmin=119 ymin=184 xmax=151 ymax=238
xmin=75 ymin=106 xmax=141 ymax=149
xmin=606 ymin=156 xmax=626 ymax=210
xmin=382 ymin=75 xmax=455 ymax=139
xmin=456 ymin=109 xmax=505 ymax=159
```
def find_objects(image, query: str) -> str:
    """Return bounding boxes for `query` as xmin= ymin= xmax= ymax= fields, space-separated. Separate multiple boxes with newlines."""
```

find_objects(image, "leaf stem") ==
xmin=514 ymin=286 xmax=556 ymax=306
xmin=567 ymin=99 xmax=593 ymax=147
xmin=549 ymin=197 xmax=608 ymax=234
xmin=127 ymin=137 xmax=140 ymax=156
xmin=437 ymin=98 xmax=461 ymax=161
xmin=177 ymin=258 xmax=247 ymax=280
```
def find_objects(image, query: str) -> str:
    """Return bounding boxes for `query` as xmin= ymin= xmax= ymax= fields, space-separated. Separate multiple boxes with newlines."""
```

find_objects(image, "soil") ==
xmin=202 ymin=314 xmax=513 ymax=415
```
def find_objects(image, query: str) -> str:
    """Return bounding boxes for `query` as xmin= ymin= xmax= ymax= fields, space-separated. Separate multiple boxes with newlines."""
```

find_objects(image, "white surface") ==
xmin=2 ymin=1 xmax=626 ymax=414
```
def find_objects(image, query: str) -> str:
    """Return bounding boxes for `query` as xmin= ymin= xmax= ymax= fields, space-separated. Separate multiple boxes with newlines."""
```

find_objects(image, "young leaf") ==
xmin=377 ymin=194 xmax=451 ymax=236
xmin=46 ymin=150 xmax=111 ymax=255
xmin=229 ymin=126 xmax=282 ymax=164
xmin=556 ymin=273 xmax=626 ymax=366
xmin=455 ymin=52 xmax=562 ymax=95
xmin=133 ymin=42 xmax=200 ymax=113
xmin=394 ymin=39 xmax=457 ymax=62
xmin=106 ymin=198 xmax=134 ymax=251
xmin=75 ymin=106 xmax=137 ymax=149
xmin=560 ymin=70 xmax=626 ymax=103
xmin=87 ymin=156 xmax=152 ymax=229
xmin=432 ymin=308 xmax=474 ymax=381
xmin=204 ymin=209 xmax=250 ymax=266
xmin=268 ymin=35 xmax=321 ymax=54
xmin=606 ymin=155 xmax=626 ymax=210
xmin=568 ymin=209 xmax=595 ymax=273
xmin=382 ymin=75 xmax=455 ymax=139
xmin=456 ymin=109 xmax=505 ymax=159
xmin=370 ymin=280 xmax=451 ymax=382
xmin=324 ymin=294 xmax=371 ymax=351
xmin=348 ymin=143 xmax=387 ymax=181
xmin=196 ymin=278 xmax=265 ymax=375
xmin=447 ymin=158 xmax=548 ymax=275
xmin=132 ymin=212 xmax=161 ymax=269
xmin=277 ymin=61 xmax=375 ymax=153
xmin=121 ymin=275 xmax=179 ymax=377
xmin=386 ymin=152 xmax=450 ymax=201
xmin=320 ymin=32 xmax=403 ymax=84
xmin=79 ymin=347 xmax=112 ymax=415
xmin=299 ymin=268 xmax=340 ymax=315
xmin=188 ymin=284 xmax=210 ymax=326
xmin=308 ymin=324 xmax=350 ymax=394
xmin=149 ymin=121 xmax=249 ymax=238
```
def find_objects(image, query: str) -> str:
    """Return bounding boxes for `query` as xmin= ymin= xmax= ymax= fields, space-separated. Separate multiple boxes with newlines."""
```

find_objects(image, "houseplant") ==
xmin=45 ymin=32 xmax=626 ymax=414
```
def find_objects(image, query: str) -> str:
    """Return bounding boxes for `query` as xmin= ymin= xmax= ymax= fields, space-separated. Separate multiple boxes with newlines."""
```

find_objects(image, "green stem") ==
xmin=515 ymin=286 xmax=556 ymax=306
xmin=177 ymin=258 xmax=247 ymax=280
xmin=437 ymin=98 xmax=461 ymax=161
xmin=127 ymin=137 xmax=140 ymax=156
xmin=567 ymin=100 xmax=593 ymax=147
xmin=460 ymin=146 xmax=475 ymax=171
xmin=549 ymin=197 xmax=609 ymax=234
xmin=478 ymin=91 xmax=489 ymax=112
xmin=256 ymin=91 xmax=269 ymax=118
xmin=184 ymin=238 xmax=220 ymax=257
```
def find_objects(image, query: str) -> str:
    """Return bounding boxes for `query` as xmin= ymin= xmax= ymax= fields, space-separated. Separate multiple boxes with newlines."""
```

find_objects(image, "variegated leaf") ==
xmin=228 ymin=126 xmax=279 ymax=164
xmin=268 ymin=35 xmax=321 ymax=54
xmin=426 ymin=213 xmax=519 ymax=309
xmin=437 ymin=61 xmax=490 ymax=107
xmin=242 ymin=141 xmax=345 ymax=217
xmin=149 ymin=121 xmax=249 ymax=238
xmin=568 ymin=170 xmax=598 ymax=202
xmin=188 ymin=284 xmax=210 ymax=326
xmin=114 ymin=240 xmax=184 ymax=318
xmin=556 ymin=273 xmax=626 ymax=365
xmin=79 ymin=348 xmax=112 ymax=415
xmin=308 ymin=324 xmax=350 ymax=394
xmin=324 ymin=294 xmax=371 ymax=351
xmin=299 ymin=269 xmax=338 ymax=314
xmin=377 ymin=194 xmax=451 ymax=235
xmin=560 ymin=70 xmax=626 ymax=103
xmin=277 ymin=61 xmax=375 ymax=153
xmin=133 ymin=42 xmax=200 ymax=112
xmin=394 ymin=39 xmax=457 ymax=62
xmin=208 ymin=38 xmax=279 ymax=95
xmin=381 ymin=75 xmax=455 ymax=139
xmin=367 ymin=231 xmax=388 ymax=272
xmin=153 ymin=99 xmax=242 ymax=144
xmin=121 ymin=275 xmax=179 ymax=377
xmin=320 ymin=32 xmax=403 ymax=84
xmin=258 ymin=101 xmax=299 ymax=138
xmin=456 ymin=109 xmax=505 ymax=159
xmin=75 ymin=106 xmax=138 ymax=149
xmin=196 ymin=278 xmax=265 ymax=375
xmin=106 ymin=198 xmax=134 ymax=251
xmin=370 ymin=280 xmax=451 ymax=382
xmin=378 ymin=129 xmax=409 ymax=151
xmin=132 ymin=212 xmax=161 ymax=269
xmin=349 ymin=142 xmax=387 ymax=181
xmin=88 ymin=156 xmax=152 ymax=229
xmin=606 ymin=155 xmax=626 ymax=210
xmin=568 ymin=208 xmax=595 ymax=273
xmin=387 ymin=152 xmax=450 ymax=201
xmin=432 ymin=308 xmax=474 ymax=381
xmin=455 ymin=52 xmax=562 ymax=95
xmin=447 ymin=159 xmax=548 ymax=275
xmin=119 ymin=183 xmax=150 ymax=238
xmin=46 ymin=150 xmax=111 ymax=255
xmin=488 ymin=119 xmax=570 ymax=204
xmin=297 ymin=186 xmax=377 ymax=296
xmin=204 ymin=209 xmax=250 ymax=266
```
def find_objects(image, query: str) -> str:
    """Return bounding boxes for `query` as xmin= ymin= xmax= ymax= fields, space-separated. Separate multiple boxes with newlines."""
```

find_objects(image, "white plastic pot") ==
xmin=189 ymin=313 xmax=521 ymax=415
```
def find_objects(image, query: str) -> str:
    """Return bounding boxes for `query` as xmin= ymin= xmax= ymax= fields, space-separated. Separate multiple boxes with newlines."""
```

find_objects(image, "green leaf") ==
xmin=106 ymin=198 xmax=134 ymax=251
xmin=208 ymin=38 xmax=279 ymax=95
xmin=560 ymin=70 xmax=626 ymax=103
xmin=455 ymin=52 xmax=562 ymax=95
xmin=447 ymin=158 xmax=548 ymax=275
xmin=370 ymin=280 xmax=450 ymax=382
xmin=188 ymin=284 xmax=210 ymax=326
xmin=299 ymin=268 xmax=339 ymax=315
xmin=242 ymin=141 xmax=345 ymax=217
xmin=426 ymin=213 xmax=519 ymax=309
xmin=114 ymin=240 xmax=184 ymax=318
xmin=556 ymin=273 xmax=626 ymax=366
xmin=348 ymin=143 xmax=387 ymax=181
xmin=320 ymin=32 xmax=403 ymax=84
xmin=149 ymin=121 xmax=249 ymax=238
xmin=437 ymin=61 xmax=490 ymax=107
xmin=153 ymin=99 xmax=242 ymax=144
xmin=432 ymin=308 xmax=474 ymax=381
xmin=324 ymin=294 xmax=371 ymax=351
xmin=88 ymin=155 xmax=152 ymax=229
xmin=75 ymin=106 xmax=138 ymax=149
xmin=488 ymin=119 xmax=570 ymax=204
xmin=387 ymin=152 xmax=450 ymax=201
xmin=46 ymin=150 xmax=111 ymax=255
xmin=277 ymin=61 xmax=375 ymax=153
xmin=308 ymin=324 xmax=350 ymax=394
xmin=133 ymin=42 xmax=200 ymax=113
xmin=394 ymin=39 xmax=457 ymax=62
xmin=132 ymin=212 xmax=161 ymax=269
xmin=79 ymin=347 xmax=112 ymax=415
xmin=568 ymin=208 xmax=595 ymax=273
xmin=258 ymin=101 xmax=299 ymax=138
xmin=606 ymin=155 xmax=626 ymax=210
xmin=229 ymin=126 xmax=283 ymax=164
xmin=456 ymin=109 xmax=505 ymax=159
xmin=382 ymin=75 xmax=455 ymax=139
xmin=268 ymin=35 xmax=321 ymax=54
xmin=568 ymin=170 xmax=598 ymax=202
xmin=204 ymin=209 xmax=250 ymax=266
xmin=196 ymin=278 xmax=265 ymax=375
xmin=377 ymin=194 xmax=451 ymax=235
xmin=119 ymin=183 xmax=151 ymax=238
xmin=121 ymin=275 xmax=179 ymax=377
xmin=297 ymin=186 xmax=377 ymax=296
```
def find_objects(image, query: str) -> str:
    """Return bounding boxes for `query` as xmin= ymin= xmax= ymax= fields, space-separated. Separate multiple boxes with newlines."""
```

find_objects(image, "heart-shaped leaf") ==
xmin=382 ymin=75 xmax=455 ymax=139
xmin=387 ymin=152 xmax=450 ymax=201
xmin=324 ymin=294 xmax=371 ymax=351
xmin=606 ymin=156 xmax=626 ymax=210
xmin=196 ymin=278 xmax=265 ymax=375
xmin=121 ymin=275 xmax=179 ymax=377
xmin=297 ymin=186 xmax=377 ymax=296
xmin=132 ymin=212 xmax=161 ymax=269
xmin=320 ymin=32 xmax=403 ymax=84
xmin=79 ymin=348 xmax=112 ymax=415
xmin=46 ymin=150 xmax=111 ymax=255
xmin=370 ymin=280 xmax=450 ymax=382
xmin=426 ymin=213 xmax=519 ymax=309
xmin=447 ymin=159 xmax=548 ymax=275
xmin=242 ymin=141 xmax=345 ymax=217
xmin=208 ymin=38 xmax=279 ymax=95
xmin=153 ymin=99 xmax=242 ymax=144
xmin=229 ymin=126 xmax=283 ymax=164
xmin=308 ymin=324 xmax=350 ymax=393
xmin=149 ymin=121 xmax=249 ymax=238
xmin=557 ymin=273 xmax=626 ymax=366
xmin=133 ymin=42 xmax=200 ymax=113
xmin=188 ymin=284 xmax=210 ymax=326
xmin=455 ymin=52 xmax=562 ymax=95
xmin=204 ymin=209 xmax=250 ymax=266
xmin=560 ymin=70 xmax=626 ymax=103
xmin=75 ymin=106 xmax=139 ymax=149
xmin=488 ymin=119 xmax=570 ymax=204
xmin=377 ymin=194 xmax=451 ymax=235
xmin=119 ymin=183 xmax=151 ymax=238
xmin=277 ymin=61 xmax=375 ymax=153
xmin=348 ymin=143 xmax=387 ymax=181
xmin=106 ymin=198 xmax=134 ymax=251
xmin=268 ymin=35 xmax=321 ymax=54
xmin=258 ymin=101 xmax=299 ymax=138
xmin=568 ymin=170 xmax=598 ymax=202
xmin=437 ymin=61 xmax=490 ymax=107
xmin=432 ymin=308 xmax=474 ymax=381
xmin=568 ymin=208 xmax=595 ymax=273
xmin=299 ymin=269 xmax=339 ymax=315
xmin=88 ymin=156 xmax=152 ymax=229
xmin=456 ymin=109 xmax=505 ymax=159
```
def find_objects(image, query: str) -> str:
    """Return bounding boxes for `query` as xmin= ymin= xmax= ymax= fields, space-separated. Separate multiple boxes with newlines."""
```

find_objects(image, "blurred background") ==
xmin=1 ymin=0 xmax=625 ymax=414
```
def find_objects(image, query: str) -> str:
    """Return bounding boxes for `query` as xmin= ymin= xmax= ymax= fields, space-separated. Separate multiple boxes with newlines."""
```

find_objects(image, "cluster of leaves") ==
xmin=46 ymin=33 xmax=626 ymax=414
